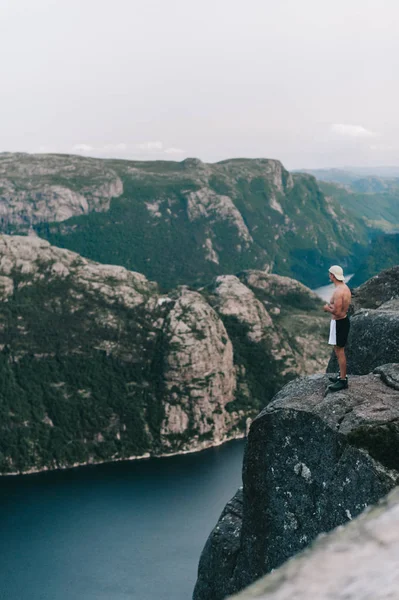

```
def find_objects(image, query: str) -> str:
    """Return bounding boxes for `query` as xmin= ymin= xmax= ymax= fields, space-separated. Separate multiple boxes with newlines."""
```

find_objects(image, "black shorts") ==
xmin=328 ymin=316 xmax=350 ymax=347
xmin=335 ymin=316 xmax=350 ymax=347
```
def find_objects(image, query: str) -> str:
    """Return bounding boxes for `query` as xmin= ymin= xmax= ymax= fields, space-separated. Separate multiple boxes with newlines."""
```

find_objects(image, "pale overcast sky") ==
xmin=1 ymin=0 xmax=398 ymax=168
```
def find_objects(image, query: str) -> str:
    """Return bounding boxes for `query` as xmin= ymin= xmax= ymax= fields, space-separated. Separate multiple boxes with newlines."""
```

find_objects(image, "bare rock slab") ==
xmin=228 ymin=486 xmax=399 ymax=600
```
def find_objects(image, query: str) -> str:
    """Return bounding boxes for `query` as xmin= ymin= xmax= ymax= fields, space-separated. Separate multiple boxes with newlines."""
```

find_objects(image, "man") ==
xmin=323 ymin=265 xmax=351 ymax=391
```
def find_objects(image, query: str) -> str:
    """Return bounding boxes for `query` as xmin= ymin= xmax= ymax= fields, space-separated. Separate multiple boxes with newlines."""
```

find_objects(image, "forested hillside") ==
xmin=0 ymin=153 xmax=366 ymax=289
xmin=0 ymin=235 xmax=330 ymax=474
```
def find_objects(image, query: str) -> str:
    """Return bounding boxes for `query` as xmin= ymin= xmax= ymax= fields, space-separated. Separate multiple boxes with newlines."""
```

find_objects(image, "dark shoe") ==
xmin=328 ymin=374 xmax=348 ymax=383
xmin=328 ymin=378 xmax=348 ymax=392
xmin=328 ymin=374 xmax=340 ymax=383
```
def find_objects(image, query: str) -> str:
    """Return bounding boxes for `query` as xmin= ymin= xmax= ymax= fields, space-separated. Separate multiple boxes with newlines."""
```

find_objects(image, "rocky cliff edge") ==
xmin=193 ymin=363 xmax=399 ymax=600
xmin=228 ymin=485 xmax=399 ymax=600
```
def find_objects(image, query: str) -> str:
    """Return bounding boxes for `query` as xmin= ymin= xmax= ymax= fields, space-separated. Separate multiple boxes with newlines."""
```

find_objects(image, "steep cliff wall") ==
xmin=0 ymin=153 xmax=123 ymax=227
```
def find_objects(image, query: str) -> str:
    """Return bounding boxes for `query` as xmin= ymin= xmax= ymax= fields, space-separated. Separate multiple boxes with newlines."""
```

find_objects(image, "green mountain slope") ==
xmin=296 ymin=167 xmax=399 ymax=283
xmin=0 ymin=153 xmax=366 ymax=290
xmin=318 ymin=181 xmax=399 ymax=233
xmin=350 ymin=233 xmax=399 ymax=287
xmin=0 ymin=235 xmax=330 ymax=475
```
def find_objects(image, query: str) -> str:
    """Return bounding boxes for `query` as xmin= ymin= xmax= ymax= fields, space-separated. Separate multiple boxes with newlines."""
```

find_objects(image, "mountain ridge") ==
xmin=0 ymin=152 xmax=366 ymax=290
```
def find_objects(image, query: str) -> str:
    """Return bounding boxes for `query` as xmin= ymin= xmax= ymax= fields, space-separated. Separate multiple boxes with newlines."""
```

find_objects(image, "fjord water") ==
xmin=0 ymin=279 xmax=349 ymax=600
xmin=0 ymin=439 xmax=245 ymax=600
xmin=313 ymin=274 xmax=354 ymax=302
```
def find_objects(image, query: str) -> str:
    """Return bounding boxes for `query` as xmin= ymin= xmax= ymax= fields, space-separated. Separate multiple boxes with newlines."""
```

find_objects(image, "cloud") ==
xmin=163 ymin=147 xmax=185 ymax=154
xmin=133 ymin=141 xmax=186 ymax=156
xmin=70 ymin=141 xmax=185 ymax=159
xmin=72 ymin=143 xmax=95 ymax=152
xmin=72 ymin=143 xmax=127 ymax=154
xmin=136 ymin=141 xmax=163 ymax=151
xmin=37 ymin=145 xmax=58 ymax=153
xmin=102 ymin=143 xmax=128 ymax=151
xmin=368 ymin=143 xmax=393 ymax=151
xmin=330 ymin=124 xmax=376 ymax=138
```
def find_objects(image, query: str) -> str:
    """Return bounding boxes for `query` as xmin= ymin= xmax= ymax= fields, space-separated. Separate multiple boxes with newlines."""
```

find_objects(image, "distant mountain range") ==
xmin=0 ymin=153 xmax=367 ymax=290
xmin=296 ymin=167 xmax=399 ymax=285
xmin=298 ymin=166 xmax=399 ymax=182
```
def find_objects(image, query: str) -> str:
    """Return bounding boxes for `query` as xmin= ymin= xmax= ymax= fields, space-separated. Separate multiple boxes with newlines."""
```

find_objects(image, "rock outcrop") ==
xmin=350 ymin=265 xmax=399 ymax=310
xmin=193 ymin=364 xmax=399 ymax=600
xmin=228 ymin=486 xmax=399 ymax=600
xmin=159 ymin=288 xmax=237 ymax=449
xmin=0 ymin=236 xmax=329 ymax=475
xmin=0 ymin=153 xmax=123 ymax=228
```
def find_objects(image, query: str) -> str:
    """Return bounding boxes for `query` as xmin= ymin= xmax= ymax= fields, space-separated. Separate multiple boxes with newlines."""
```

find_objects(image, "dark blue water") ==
xmin=0 ymin=439 xmax=245 ymax=600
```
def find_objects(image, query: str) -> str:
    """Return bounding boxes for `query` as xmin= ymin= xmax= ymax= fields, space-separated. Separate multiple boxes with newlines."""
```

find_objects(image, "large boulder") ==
xmin=193 ymin=364 xmax=399 ymax=600
xmin=228 ymin=486 xmax=399 ymax=600
xmin=327 ymin=302 xmax=399 ymax=375
xmin=350 ymin=265 xmax=399 ymax=311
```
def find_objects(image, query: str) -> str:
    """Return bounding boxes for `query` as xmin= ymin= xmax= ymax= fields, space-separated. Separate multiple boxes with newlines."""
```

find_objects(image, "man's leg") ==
xmin=334 ymin=346 xmax=347 ymax=379
xmin=328 ymin=346 xmax=348 ymax=390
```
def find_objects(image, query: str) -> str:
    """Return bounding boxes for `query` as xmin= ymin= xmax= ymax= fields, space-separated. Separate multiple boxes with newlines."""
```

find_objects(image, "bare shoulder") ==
xmin=336 ymin=284 xmax=351 ymax=298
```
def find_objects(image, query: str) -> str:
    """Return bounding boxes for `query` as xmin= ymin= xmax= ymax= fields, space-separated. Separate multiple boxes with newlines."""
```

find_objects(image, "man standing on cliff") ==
xmin=323 ymin=265 xmax=352 ymax=391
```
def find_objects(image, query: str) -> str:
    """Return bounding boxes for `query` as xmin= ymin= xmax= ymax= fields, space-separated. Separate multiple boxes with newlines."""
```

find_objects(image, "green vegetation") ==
xmin=221 ymin=315 xmax=288 ymax=415
xmin=350 ymin=233 xmax=399 ymax=287
xmin=27 ymin=156 xmax=367 ymax=290
xmin=0 ymin=350 xmax=153 ymax=473
xmin=319 ymin=181 xmax=399 ymax=233
xmin=0 ymin=154 xmax=365 ymax=473
xmin=293 ymin=168 xmax=399 ymax=287
xmin=0 ymin=266 xmax=167 ymax=474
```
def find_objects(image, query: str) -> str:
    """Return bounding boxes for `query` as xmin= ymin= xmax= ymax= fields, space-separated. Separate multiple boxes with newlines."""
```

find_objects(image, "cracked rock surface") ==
xmin=193 ymin=367 xmax=399 ymax=600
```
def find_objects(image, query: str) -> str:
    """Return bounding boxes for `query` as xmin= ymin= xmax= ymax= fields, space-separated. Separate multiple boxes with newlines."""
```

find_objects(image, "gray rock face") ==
xmin=374 ymin=362 xmax=399 ymax=390
xmin=159 ymin=288 xmax=238 ymax=449
xmin=350 ymin=265 xmax=399 ymax=311
xmin=196 ymin=489 xmax=244 ymax=600
xmin=193 ymin=368 xmax=399 ymax=600
xmin=329 ymin=306 xmax=399 ymax=375
xmin=228 ymin=486 xmax=399 ymax=600
xmin=186 ymin=188 xmax=253 ymax=245
xmin=0 ymin=153 xmax=123 ymax=229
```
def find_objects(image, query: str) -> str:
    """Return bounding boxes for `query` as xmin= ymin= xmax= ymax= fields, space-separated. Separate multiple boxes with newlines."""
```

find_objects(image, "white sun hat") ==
xmin=329 ymin=265 xmax=345 ymax=281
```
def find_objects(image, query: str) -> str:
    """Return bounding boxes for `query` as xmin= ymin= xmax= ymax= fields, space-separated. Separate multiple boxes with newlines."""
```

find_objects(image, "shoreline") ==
xmin=0 ymin=431 xmax=246 ymax=478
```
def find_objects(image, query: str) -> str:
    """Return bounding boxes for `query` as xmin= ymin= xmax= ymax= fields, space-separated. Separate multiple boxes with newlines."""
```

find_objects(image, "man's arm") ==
xmin=324 ymin=295 xmax=343 ymax=316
